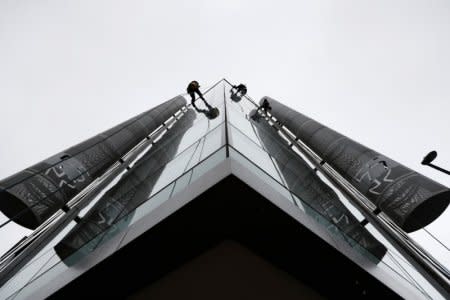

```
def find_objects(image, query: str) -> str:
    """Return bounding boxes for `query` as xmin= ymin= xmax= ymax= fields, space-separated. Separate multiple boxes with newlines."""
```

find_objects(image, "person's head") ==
xmin=261 ymin=98 xmax=271 ymax=110
xmin=191 ymin=80 xmax=200 ymax=88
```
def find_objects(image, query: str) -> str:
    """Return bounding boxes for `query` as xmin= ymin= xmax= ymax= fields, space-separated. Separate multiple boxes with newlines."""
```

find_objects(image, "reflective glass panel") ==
xmin=6 ymin=146 xmax=228 ymax=300
xmin=229 ymin=124 xmax=284 ymax=184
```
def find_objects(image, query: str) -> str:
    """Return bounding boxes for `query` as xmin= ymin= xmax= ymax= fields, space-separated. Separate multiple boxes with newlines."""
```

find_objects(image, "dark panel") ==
xmin=0 ymin=96 xmax=186 ymax=229
xmin=55 ymin=109 xmax=197 ymax=262
xmin=263 ymin=97 xmax=450 ymax=232
xmin=251 ymin=113 xmax=386 ymax=262
xmin=129 ymin=240 xmax=324 ymax=300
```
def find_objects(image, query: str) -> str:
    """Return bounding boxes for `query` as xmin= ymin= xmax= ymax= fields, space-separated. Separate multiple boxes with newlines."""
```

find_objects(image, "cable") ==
xmin=423 ymin=228 xmax=450 ymax=251
xmin=387 ymin=252 xmax=433 ymax=299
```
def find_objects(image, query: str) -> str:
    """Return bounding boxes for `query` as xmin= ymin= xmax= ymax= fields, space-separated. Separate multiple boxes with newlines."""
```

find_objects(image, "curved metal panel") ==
xmin=0 ymin=96 xmax=186 ymax=229
xmin=55 ymin=109 xmax=197 ymax=262
xmin=251 ymin=113 xmax=386 ymax=261
xmin=263 ymin=97 xmax=450 ymax=232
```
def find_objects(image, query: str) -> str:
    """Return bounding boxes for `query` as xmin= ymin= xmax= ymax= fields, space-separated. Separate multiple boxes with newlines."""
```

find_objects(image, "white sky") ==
xmin=0 ymin=0 xmax=449 ymax=271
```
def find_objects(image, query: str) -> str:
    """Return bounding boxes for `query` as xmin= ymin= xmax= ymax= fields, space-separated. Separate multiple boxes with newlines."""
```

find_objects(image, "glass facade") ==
xmin=0 ymin=80 xmax=446 ymax=300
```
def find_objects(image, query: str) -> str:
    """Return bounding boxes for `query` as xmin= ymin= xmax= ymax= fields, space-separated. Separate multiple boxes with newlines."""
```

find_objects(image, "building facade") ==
xmin=0 ymin=79 xmax=448 ymax=299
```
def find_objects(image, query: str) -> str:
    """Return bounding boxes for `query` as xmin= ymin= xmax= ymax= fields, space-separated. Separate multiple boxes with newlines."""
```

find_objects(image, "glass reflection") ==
xmin=54 ymin=109 xmax=198 ymax=262
xmin=229 ymin=124 xmax=284 ymax=185
xmin=250 ymin=111 xmax=387 ymax=262
xmin=5 ymin=147 xmax=228 ymax=300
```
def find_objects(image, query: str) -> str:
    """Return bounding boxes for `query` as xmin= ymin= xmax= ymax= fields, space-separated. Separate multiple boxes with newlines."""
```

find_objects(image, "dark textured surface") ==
xmin=0 ymin=96 xmax=186 ymax=229
xmin=264 ymin=97 xmax=450 ymax=232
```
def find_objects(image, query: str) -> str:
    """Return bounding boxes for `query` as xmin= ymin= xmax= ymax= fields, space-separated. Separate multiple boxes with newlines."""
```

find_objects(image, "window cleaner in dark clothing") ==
xmin=187 ymin=80 xmax=219 ymax=119
xmin=187 ymin=81 xmax=211 ymax=110
xmin=250 ymin=98 xmax=272 ymax=121
xmin=231 ymin=83 xmax=247 ymax=96
xmin=230 ymin=83 xmax=247 ymax=102
xmin=258 ymin=98 xmax=272 ymax=113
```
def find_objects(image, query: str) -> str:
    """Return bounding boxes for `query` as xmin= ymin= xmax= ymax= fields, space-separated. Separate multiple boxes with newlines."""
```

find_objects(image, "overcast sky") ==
xmin=0 ymin=0 xmax=449 ymax=268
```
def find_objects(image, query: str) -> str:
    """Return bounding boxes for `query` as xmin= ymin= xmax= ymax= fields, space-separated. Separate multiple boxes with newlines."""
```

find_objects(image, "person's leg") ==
xmin=195 ymin=90 xmax=205 ymax=101
xmin=196 ymin=90 xmax=211 ymax=108
xmin=190 ymin=92 xmax=197 ymax=109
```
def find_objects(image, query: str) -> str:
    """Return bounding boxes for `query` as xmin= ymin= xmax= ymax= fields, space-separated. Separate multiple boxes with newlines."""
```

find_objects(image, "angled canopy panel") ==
xmin=263 ymin=97 xmax=450 ymax=232
xmin=0 ymin=96 xmax=186 ymax=229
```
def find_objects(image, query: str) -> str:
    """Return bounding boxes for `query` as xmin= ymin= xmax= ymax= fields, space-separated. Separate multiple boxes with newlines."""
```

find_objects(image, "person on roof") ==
xmin=231 ymin=83 xmax=247 ymax=96
xmin=250 ymin=98 xmax=272 ymax=122
xmin=187 ymin=80 xmax=211 ymax=110
xmin=258 ymin=98 xmax=272 ymax=113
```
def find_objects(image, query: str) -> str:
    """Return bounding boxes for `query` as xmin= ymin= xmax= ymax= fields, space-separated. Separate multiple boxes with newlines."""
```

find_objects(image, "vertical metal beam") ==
xmin=223 ymin=82 xmax=230 ymax=157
